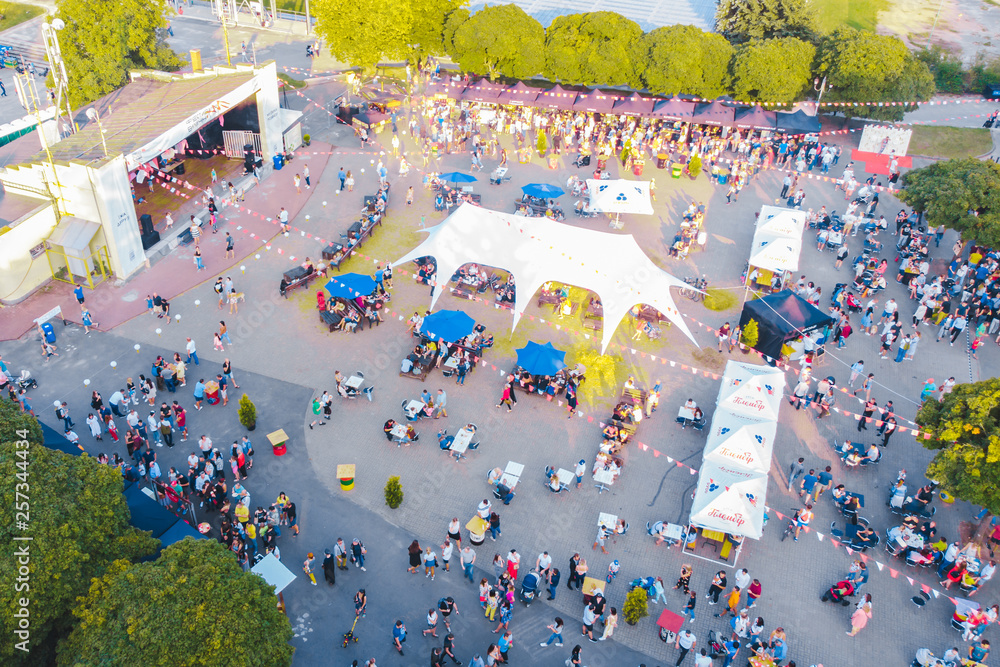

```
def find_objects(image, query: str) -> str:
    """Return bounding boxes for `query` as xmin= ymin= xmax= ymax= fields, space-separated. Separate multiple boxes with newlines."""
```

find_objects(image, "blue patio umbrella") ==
xmin=325 ymin=273 xmax=377 ymax=299
xmin=516 ymin=341 xmax=567 ymax=376
xmin=438 ymin=171 xmax=478 ymax=184
xmin=521 ymin=183 xmax=566 ymax=198
xmin=421 ymin=309 xmax=476 ymax=342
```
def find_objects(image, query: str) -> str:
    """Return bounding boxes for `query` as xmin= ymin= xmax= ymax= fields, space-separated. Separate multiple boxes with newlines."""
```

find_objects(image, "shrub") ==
xmin=741 ymin=318 xmax=760 ymax=349
xmin=536 ymin=130 xmax=547 ymax=157
xmin=622 ymin=586 xmax=649 ymax=624
xmin=688 ymin=154 xmax=702 ymax=179
xmin=384 ymin=475 xmax=404 ymax=508
xmin=237 ymin=394 xmax=256 ymax=430
xmin=703 ymin=288 xmax=737 ymax=311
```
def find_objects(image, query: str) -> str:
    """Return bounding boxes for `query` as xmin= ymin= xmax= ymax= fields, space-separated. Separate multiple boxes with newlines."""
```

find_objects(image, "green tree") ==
xmin=816 ymin=27 xmax=934 ymax=121
xmin=314 ymin=0 xmax=413 ymax=71
xmin=57 ymin=539 xmax=294 ymax=666
xmin=731 ymin=38 xmax=816 ymax=102
xmin=641 ymin=25 xmax=733 ymax=98
xmin=917 ymin=378 xmax=1000 ymax=514
xmin=898 ymin=158 xmax=1000 ymax=248
xmin=0 ymin=401 xmax=158 ymax=666
xmin=715 ymin=0 xmax=816 ymax=43
xmin=56 ymin=0 xmax=180 ymax=108
xmin=408 ymin=0 xmax=468 ymax=62
xmin=543 ymin=12 xmax=646 ymax=88
xmin=917 ymin=45 xmax=965 ymax=94
xmin=450 ymin=5 xmax=545 ymax=80
xmin=440 ymin=7 xmax=471 ymax=55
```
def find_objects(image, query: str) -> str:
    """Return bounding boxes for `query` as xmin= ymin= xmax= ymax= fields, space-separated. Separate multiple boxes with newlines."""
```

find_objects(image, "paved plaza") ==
xmin=3 ymin=72 xmax=1000 ymax=667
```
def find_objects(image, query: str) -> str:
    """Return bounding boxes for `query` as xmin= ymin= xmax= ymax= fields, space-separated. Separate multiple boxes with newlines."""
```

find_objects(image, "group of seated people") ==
xmin=452 ymin=263 xmax=493 ymax=293
xmin=320 ymin=296 xmax=361 ymax=332
xmin=668 ymin=226 xmax=700 ymax=259
xmin=675 ymin=398 xmax=705 ymax=429
xmin=383 ymin=418 xmax=418 ymax=444
xmin=612 ymin=399 xmax=643 ymax=425
xmin=682 ymin=201 xmax=706 ymax=226
xmin=513 ymin=368 xmax=570 ymax=397
xmin=402 ymin=343 xmax=437 ymax=375
xmin=514 ymin=195 xmax=564 ymax=220
xmin=437 ymin=424 xmax=477 ymax=451
xmin=836 ymin=439 xmax=880 ymax=466
xmin=486 ymin=468 xmax=516 ymax=505
xmin=279 ymin=259 xmax=317 ymax=296
xmin=573 ymin=198 xmax=596 ymax=217
xmin=566 ymin=175 xmax=586 ymax=197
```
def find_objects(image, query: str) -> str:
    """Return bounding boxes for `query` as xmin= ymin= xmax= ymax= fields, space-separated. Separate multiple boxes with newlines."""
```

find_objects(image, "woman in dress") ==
xmin=406 ymin=540 xmax=421 ymax=574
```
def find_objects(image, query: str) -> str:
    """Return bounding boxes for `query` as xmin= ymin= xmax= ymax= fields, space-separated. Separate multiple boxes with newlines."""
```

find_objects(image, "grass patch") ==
xmin=277 ymin=72 xmax=307 ymax=89
xmin=703 ymin=288 xmax=738 ymax=312
xmin=812 ymin=0 xmax=886 ymax=33
xmin=275 ymin=0 xmax=305 ymax=12
xmin=0 ymin=1 xmax=44 ymax=32
xmin=691 ymin=347 xmax=726 ymax=371
xmin=909 ymin=125 xmax=993 ymax=159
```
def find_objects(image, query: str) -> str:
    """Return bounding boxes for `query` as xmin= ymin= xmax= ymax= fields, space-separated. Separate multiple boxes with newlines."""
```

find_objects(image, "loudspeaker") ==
xmin=139 ymin=213 xmax=154 ymax=236
xmin=173 ymin=162 xmax=185 ymax=175
xmin=140 ymin=230 xmax=160 ymax=250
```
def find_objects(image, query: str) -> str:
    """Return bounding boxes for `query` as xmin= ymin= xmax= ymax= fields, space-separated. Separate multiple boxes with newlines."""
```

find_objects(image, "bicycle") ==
xmin=780 ymin=509 xmax=801 ymax=542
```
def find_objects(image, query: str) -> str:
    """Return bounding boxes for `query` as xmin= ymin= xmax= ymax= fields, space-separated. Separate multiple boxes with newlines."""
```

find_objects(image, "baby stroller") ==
xmin=821 ymin=579 xmax=855 ymax=606
xmin=573 ymin=153 xmax=591 ymax=168
xmin=707 ymin=630 xmax=725 ymax=659
xmin=519 ymin=570 xmax=539 ymax=606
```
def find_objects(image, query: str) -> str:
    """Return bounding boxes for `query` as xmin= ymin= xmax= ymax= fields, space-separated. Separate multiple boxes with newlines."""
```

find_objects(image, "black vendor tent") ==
xmin=739 ymin=290 xmax=835 ymax=360
xmin=775 ymin=110 xmax=822 ymax=134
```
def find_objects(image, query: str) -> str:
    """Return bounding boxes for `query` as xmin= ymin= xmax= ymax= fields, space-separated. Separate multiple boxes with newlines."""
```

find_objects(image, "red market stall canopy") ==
xmin=461 ymin=83 xmax=504 ymax=103
xmin=651 ymin=98 xmax=695 ymax=120
xmin=497 ymin=81 xmax=539 ymax=106
xmin=734 ymin=105 xmax=777 ymax=131
xmin=573 ymin=90 xmax=617 ymax=114
xmin=612 ymin=93 xmax=655 ymax=117
xmin=691 ymin=100 xmax=734 ymax=126
xmin=537 ymin=84 xmax=579 ymax=110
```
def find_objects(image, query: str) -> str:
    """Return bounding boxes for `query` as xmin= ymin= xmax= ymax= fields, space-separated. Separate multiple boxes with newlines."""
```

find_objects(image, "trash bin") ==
xmin=597 ymin=156 xmax=608 ymax=170
xmin=272 ymin=154 xmax=284 ymax=170
xmin=656 ymin=153 xmax=668 ymax=169
xmin=547 ymin=155 xmax=559 ymax=170
xmin=39 ymin=321 xmax=55 ymax=343
xmin=718 ymin=174 xmax=728 ymax=185
xmin=633 ymin=162 xmax=644 ymax=176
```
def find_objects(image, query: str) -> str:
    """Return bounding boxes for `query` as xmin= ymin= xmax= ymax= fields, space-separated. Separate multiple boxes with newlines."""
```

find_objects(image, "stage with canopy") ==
xmin=392 ymin=203 xmax=695 ymax=351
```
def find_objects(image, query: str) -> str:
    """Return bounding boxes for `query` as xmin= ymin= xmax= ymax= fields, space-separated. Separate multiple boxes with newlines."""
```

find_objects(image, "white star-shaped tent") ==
xmin=392 ymin=204 xmax=695 ymax=352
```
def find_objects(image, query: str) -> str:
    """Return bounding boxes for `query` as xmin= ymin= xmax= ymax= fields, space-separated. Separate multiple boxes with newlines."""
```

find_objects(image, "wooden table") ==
xmin=702 ymin=528 xmax=726 ymax=542
xmin=337 ymin=464 xmax=356 ymax=491
xmin=267 ymin=429 xmax=289 ymax=456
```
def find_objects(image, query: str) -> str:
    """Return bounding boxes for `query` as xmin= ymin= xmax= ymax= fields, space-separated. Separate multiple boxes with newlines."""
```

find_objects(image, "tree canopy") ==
xmin=642 ymin=25 xmax=733 ymax=98
xmin=715 ymin=0 xmax=816 ymax=44
xmin=0 ymin=401 xmax=157 ymax=667
xmin=314 ymin=0 xmax=414 ymax=71
xmin=917 ymin=378 xmax=1000 ymax=514
xmin=57 ymin=539 xmax=294 ymax=666
xmin=731 ymin=37 xmax=816 ymax=102
xmin=449 ymin=4 xmax=545 ymax=80
xmin=899 ymin=158 xmax=1000 ymax=248
xmin=407 ymin=0 xmax=468 ymax=62
xmin=544 ymin=12 xmax=646 ymax=88
xmin=56 ymin=0 xmax=180 ymax=108
xmin=816 ymin=27 xmax=934 ymax=120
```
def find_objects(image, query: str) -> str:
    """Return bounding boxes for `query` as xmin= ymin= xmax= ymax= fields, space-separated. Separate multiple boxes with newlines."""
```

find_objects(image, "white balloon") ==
xmin=155 ymin=328 xmax=162 ymax=335
xmin=255 ymin=254 xmax=260 ymax=260
xmin=134 ymin=344 xmax=141 ymax=351
xmin=84 ymin=379 xmax=90 ymax=386
xmin=175 ymin=315 xmax=181 ymax=321
xmin=110 ymin=361 xmax=117 ymax=368
xmin=194 ymin=300 xmax=201 ymax=307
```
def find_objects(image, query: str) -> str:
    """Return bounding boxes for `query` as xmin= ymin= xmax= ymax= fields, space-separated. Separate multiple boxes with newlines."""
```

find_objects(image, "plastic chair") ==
xmin=362 ymin=387 xmax=374 ymax=402
xmin=355 ymin=371 xmax=365 ymax=380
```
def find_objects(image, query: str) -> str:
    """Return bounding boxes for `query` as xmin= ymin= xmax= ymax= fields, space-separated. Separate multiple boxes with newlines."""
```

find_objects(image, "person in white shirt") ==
xmin=734 ymin=568 xmax=751 ymax=591
xmin=575 ymin=459 xmax=587 ymax=489
xmin=693 ymin=647 xmax=713 ymax=667
xmin=675 ymin=629 xmax=697 ymax=665
xmin=536 ymin=551 xmax=552 ymax=577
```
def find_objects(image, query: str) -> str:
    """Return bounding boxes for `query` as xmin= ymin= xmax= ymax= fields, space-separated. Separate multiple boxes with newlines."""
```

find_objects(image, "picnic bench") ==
xmin=319 ymin=310 xmax=343 ymax=332
xmin=537 ymin=292 xmax=562 ymax=308
xmin=281 ymin=266 xmax=315 ymax=298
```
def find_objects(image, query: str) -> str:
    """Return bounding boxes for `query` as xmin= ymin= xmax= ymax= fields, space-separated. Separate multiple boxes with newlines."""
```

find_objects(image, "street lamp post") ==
xmin=813 ymin=76 xmax=830 ymax=107
xmin=85 ymin=107 xmax=108 ymax=158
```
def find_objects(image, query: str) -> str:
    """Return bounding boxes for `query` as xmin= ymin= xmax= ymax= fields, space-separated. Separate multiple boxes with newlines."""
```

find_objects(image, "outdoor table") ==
xmin=390 ymin=423 xmax=410 ymax=442
xmin=337 ymin=464 xmax=356 ymax=491
xmin=504 ymin=461 xmax=525 ymax=477
xmin=405 ymin=400 xmax=425 ymax=419
xmin=555 ymin=468 xmax=574 ymax=487
xmin=598 ymin=512 xmax=618 ymax=531
xmin=888 ymin=525 xmax=924 ymax=549
xmin=581 ymin=576 xmax=605 ymax=604
xmin=499 ymin=472 xmax=520 ymax=488
xmin=594 ymin=468 xmax=615 ymax=494
xmin=702 ymin=528 xmax=726 ymax=543
xmin=749 ymin=656 xmax=777 ymax=667
xmin=205 ymin=380 xmax=220 ymax=405
xmin=466 ymin=516 xmax=488 ymax=545
xmin=443 ymin=356 xmax=460 ymax=370
xmin=652 ymin=522 xmax=684 ymax=545
xmin=676 ymin=405 xmax=696 ymax=426
xmin=267 ymin=429 xmax=289 ymax=456
xmin=345 ymin=375 xmax=364 ymax=390
xmin=450 ymin=427 xmax=475 ymax=460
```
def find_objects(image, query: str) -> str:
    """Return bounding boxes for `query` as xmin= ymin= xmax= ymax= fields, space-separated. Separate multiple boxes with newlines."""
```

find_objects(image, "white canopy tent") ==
xmin=688 ymin=462 xmax=769 ymax=540
xmin=703 ymin=415 xmax=776 ymax=475
xmin=747 ymin=205 xmax=806 ymax=274
xmin=392 ymin=203 xmax=696 ymax=351
xmin=718 ymin=375 xmax=783 ymax=422
xmin=586 ymin=179 xmax=654 ymax=215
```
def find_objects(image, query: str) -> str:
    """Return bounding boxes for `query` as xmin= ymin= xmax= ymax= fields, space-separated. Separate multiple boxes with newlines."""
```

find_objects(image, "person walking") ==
xmin=846 ymin=600 xmax=872 ymax=636
xmin=567 ymin=553 xmax=582 ymax=589
xmin=714 ymin=586 xmax=741 ymax=619
xmin=541 ymin=617 xmax=564 ymax=647
xmin=706 ymin=571 xmax=727 ymax=605
xmin=422 ymin=608 xmax=439 ymax=638
xmin=675 ymin=565 xmax=693 ymax=594
xmin=682 ymin=590 xmax=697 ymax=623
xmin=546 ymin=567 xmax=560 ymax=600
xmin=599 ymin=607 xmax=617 ymax=641
xmin=303 ymin=553 xmax=317 ymax=585
xmin=354 ymin=588 xmax=367 ymax=617
xmin=392 ymin=619 xmax=406 ymax=656
xmin=460 ymin=545 xmax=476 ymax=582
xmin=424 ymin=546 xmax=438 ymax=580
xmin=496 ymin=383 xmax=514 ymax=412
xmin=406 ymin=539 xmax=422 ymax=573
xmin=675 ymin=629 xmax=697 ymax=665
xmin=787 ymin=457 xmax=805 ymax=491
